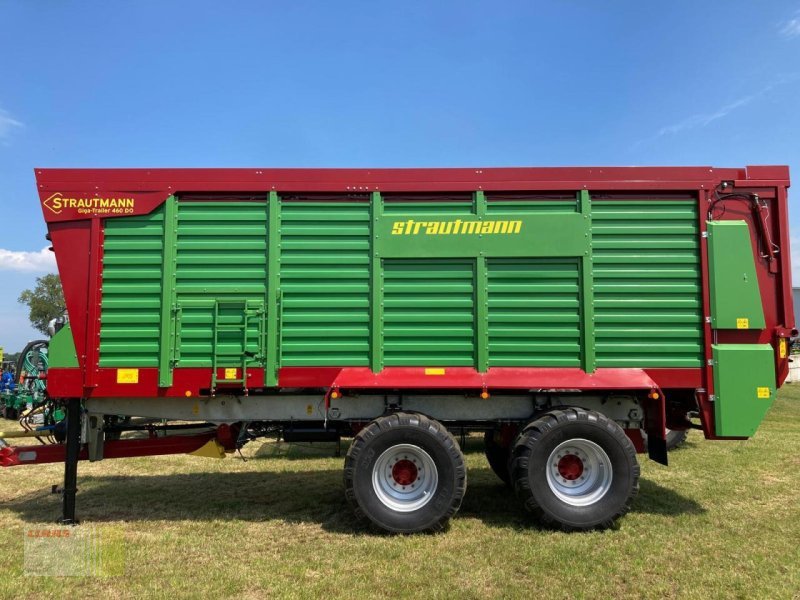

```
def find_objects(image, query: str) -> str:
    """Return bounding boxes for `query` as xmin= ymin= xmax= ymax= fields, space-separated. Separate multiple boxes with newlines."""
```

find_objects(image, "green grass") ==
xmin=1 ymin=389 xmax=799 ymax=599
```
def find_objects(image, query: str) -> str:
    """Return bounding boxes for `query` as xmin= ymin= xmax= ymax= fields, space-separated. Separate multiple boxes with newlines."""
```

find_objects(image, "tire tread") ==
xmin=343 ymin=412 xmax=466 ymax=533
xmin=510 ymin=407 xmax=639 ymax=531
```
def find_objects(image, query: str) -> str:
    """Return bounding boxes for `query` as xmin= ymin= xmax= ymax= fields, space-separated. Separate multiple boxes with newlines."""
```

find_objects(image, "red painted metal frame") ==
xmin=0 ymin=433 xmax=215 ymax=467
xmin=34 ymin=165 xmax=792 ymax=225
xmin=45 ymin=366 xmax=701 ymax=399
xmin=697 ymin=189 xmax=716 ymax=437
xmin=34 ymin=165 xmax=792 ymax=445
xmin=329 ymin=366 xmax=662 ymax=392
xmin=84 ymin=218 xmax=104 ymax=390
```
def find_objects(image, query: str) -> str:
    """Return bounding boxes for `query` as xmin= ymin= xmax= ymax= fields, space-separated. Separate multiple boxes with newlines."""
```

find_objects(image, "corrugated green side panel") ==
xmin=485 ymin=198 xmax=578 ymax=214
xmin=99 ymin=209 xmax=165 ymax=366
xmin=487 ymin=258 xmax=581 ymax=366
xmin=280 ymin=202 xmax=371 ymax=366
xmin=592 ymin=199 xmax=703 ymax=367
xmin=383 ymin=259 xmax=476 ymax=366
xmin=383 ymin=200 xmax=473 ymax=216
xmin=99 ymin=194 xmax=707 ymax=373
xmin=174 ymin=201 xmax=268 ymax=367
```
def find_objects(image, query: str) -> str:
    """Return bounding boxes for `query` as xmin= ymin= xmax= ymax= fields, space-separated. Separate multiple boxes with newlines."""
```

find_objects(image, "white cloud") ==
xmin=0 ymin=106 xmax=23 ymax=140
xmin=780 ymin=12 xmax=800 ymax=38
xmin=639 ymin=75 xmax=799 ymax=147
xmin=0 ymin=247 xmax=57 ymax=273
xmin=656 ymin=95 xmax=754 ymax=137
xmin=792 ymin=236 xmax=800 ymax=287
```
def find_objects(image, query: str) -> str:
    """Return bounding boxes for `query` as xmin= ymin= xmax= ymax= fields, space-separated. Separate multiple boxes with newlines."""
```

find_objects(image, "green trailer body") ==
xmin=94 ymin=192 xmax=706 ymax=378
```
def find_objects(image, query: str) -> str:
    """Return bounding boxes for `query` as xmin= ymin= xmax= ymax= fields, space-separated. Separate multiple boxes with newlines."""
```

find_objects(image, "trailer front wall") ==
xmin=96 ymin=191 xmax=704 ymax=382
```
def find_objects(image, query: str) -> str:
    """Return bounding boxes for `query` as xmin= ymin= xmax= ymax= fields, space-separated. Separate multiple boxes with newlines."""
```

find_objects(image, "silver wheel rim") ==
xmin=372 ymin=443 xmax=438 ymax=512
xmin=545 ymin=438 xmax=613 ymax=507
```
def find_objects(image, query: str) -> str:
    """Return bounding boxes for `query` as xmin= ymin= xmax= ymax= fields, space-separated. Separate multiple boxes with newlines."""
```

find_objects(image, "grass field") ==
xmin=1 ymin=389 xmax=799 ymax=599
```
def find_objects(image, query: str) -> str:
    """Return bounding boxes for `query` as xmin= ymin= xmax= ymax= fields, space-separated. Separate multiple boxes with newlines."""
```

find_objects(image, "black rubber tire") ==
xmin=484 ymin=430 xmax=512 ymax=486
xmin=510 ymin=408 xmax=639 ymax=531
xmin=344 ymin=412 xmax=467 ymax=534
xmin=665 ymin=428 xmax=689 ymax=450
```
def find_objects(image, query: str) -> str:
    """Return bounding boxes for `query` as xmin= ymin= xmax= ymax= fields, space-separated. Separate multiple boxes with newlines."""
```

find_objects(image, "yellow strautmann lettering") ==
xmin=57 ymin=198 xmax=135 ymax=210
xmin=44 ymin=193 xmax=136 ymax=215
xmin=390 ymin=219 xmax=522 ymax=235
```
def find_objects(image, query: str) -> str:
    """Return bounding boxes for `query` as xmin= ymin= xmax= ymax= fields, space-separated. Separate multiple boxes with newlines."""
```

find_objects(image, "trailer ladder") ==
xmin=210 ymin=299 xmax=265 ymax=394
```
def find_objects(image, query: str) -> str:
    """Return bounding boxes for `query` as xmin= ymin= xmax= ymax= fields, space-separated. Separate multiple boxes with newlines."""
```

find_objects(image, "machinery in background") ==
xmin=1 ymin=338 xmax=65 ymax=440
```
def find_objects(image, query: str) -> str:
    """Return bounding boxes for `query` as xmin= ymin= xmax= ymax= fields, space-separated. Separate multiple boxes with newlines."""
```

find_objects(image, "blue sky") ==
xmin=1 ymin=1 xmax=799 ymax=350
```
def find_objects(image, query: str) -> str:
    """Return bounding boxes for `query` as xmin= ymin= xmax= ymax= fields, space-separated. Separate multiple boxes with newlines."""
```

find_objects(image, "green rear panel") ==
xmin=707 ymin=220 xmax=765 ymax=330
xmin=712 ymin=344 xmax=775 ymax=436
xmin=592 ymin=199 xmax=703 ymax=367
xmin=98 ymin=192 xmax=710 ymax=375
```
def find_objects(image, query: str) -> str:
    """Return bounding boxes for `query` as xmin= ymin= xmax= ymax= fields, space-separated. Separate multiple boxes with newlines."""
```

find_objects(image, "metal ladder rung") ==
xmin=210 ymin=298 xmax=265 ymax=393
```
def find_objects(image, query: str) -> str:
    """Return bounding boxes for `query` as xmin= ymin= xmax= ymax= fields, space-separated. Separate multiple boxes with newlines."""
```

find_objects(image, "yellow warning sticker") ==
xmin=116 ymin=369 xmax=139 ymax=384
xmin=757 ymin=387 xmax=771 ymax=399
xmin=224 ymin=368 xmax=237 ymax=380
xmin=736 ymin=318 xmax=750 ymax=329
xmin=425 ymin=368 xmax=446 ymax=375
xmin=306 ymin=404 xmax=314 ymax=415
xmin=779 ymin=338 xmax=788 ymax=359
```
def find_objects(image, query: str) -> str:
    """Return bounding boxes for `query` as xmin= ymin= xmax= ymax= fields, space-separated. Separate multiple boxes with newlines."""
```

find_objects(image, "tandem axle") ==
xmin=2 ymin=387 xmax=679 ymax=531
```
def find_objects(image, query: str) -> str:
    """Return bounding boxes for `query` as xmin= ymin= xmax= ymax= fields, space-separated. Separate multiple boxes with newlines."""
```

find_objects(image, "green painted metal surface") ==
xmin=158 ymin=195 xmax=178 ymax=386
xmin=712 ymin=344 xmax=775 ymax=436
xmin=99 ymin=209 xmax=165 ymax=367
xmin=578 ymin=190 xmax=595 ymax=373
xmin=374 ymin=211 xmax=588 ymax=258
xmin=100 ymin=200 xmax=268 ymax=371
xmin=383 ymin=259 xmax=476 ymax=366
xmin=98 ymin=191 xmax=711 ymax=375
xmin=370 ymin=192 xmax=385 ymax=372
xmin=48 ymin=323 xmax=79 ymax=368
xmin=280 ymin=201 xmax=372 ymax=367
xmin=487 ymin=258 xmax=581 ymax=366
xmin=707 ymin=220 xmax=766 ymax=330
xmin=592 ymin=198 xmax=703 ymax=367
xmin=174 ymin=201 xmax=267 ymax=369
xmin=475 ymin=191 xmax=489 ymax=372
xmin=210 ymin=299 xmax=265 ymax=389
xmin=266 ymin=191 xmax=281 ymax=386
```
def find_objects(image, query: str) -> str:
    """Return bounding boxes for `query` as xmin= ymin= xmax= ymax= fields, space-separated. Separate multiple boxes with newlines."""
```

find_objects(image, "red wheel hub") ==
xmin=557 ymin=454 xmax=584 ymax=481
xmin=392 ymin=459 xmax=418 ymax=486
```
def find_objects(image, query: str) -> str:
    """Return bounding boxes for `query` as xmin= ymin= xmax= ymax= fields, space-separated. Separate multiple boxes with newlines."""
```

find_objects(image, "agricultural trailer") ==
xmin=0 ymin=165 xmax=793 ymax=533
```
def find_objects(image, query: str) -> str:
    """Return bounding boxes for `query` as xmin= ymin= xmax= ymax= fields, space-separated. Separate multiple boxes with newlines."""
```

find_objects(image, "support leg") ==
xmin=60 ymin=398 xmax=81 ymax=525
